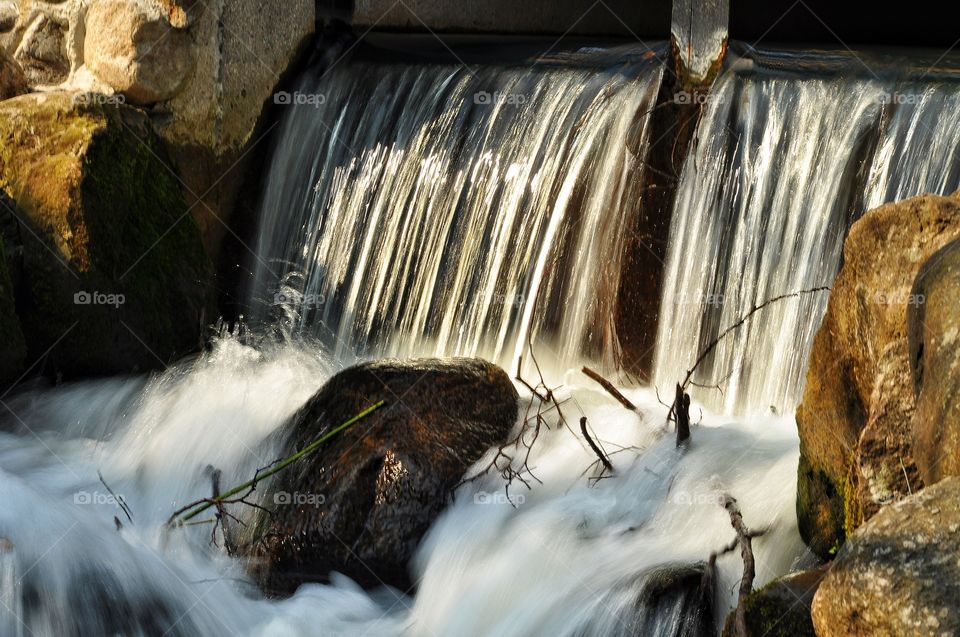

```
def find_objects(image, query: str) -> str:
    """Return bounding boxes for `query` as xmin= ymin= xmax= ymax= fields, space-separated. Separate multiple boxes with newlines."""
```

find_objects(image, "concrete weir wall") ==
xmin=348 ymin=0 xmax=671 ymax=37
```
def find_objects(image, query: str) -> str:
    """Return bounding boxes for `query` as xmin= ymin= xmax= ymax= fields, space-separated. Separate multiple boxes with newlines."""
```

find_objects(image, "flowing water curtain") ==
xmin=653 ymin=74 xmax=889 ymax=415
xmin=863 ymin=81 xmax=960 ymax=210
xmin=250 ymin=55 xmax=662 ymax=369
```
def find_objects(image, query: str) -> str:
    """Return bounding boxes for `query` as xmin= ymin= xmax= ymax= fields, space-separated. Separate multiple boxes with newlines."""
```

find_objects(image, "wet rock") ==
xmin=812 ymin=476 xmax=960 ymax=637
xmin=251 ymin=358 xmax=519 ymax=594
xmin=908 ymin=238 xmax=960 ymax=485
xmin=631 ymin=563 xmax=714 ymax=637
xmin=84 ymin=0 xmax=195 ymax=105
xmin=0 ymin=91 xmax=211 ymax=379
xmin=722 ymin=566 xmax=827 ymax=637
xmin=797 ymin=192 xmax=960 ymax=558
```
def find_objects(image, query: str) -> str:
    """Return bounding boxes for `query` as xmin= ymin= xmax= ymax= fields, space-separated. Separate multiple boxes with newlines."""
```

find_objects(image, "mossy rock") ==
xmin=0 ymin=91 xmax=212 ymax=379
xmin=722 ymin=566 xmax=827 ymax=637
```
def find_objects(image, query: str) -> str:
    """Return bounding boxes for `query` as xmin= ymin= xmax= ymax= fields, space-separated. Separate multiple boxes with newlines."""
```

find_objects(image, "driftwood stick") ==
xmin=582 ymin=366 xmax=637 ymax=411
xmin=724 ymin=494 xmax=758 ymax=637
xmin=580 ymin=416 xmax=613 ymax=473
xmin=675 ymin=384 xmax=691 ymax=447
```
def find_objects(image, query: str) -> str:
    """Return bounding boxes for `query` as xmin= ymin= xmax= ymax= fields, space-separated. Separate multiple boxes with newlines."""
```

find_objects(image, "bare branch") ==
xmin=581 ymin=366 xmax=637 ymax=411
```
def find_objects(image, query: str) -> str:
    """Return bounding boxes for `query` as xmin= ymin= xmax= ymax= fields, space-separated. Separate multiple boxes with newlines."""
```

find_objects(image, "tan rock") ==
xmin=83 ymin=0 xmax=195 ymax=105
xmin=812 ymin=477 xmax=960 ymax=637
xmin=155 ymin=0 xmax=314 ymax=154
xmin=797 ymin=193 xmax=960 ymax=557
xmin=908 ymin=238 xmax=960 ymax=484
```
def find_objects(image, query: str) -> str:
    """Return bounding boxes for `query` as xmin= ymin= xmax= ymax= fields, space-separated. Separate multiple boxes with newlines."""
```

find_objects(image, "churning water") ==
xmin=0 ymin=333 xmax=805 ymax=636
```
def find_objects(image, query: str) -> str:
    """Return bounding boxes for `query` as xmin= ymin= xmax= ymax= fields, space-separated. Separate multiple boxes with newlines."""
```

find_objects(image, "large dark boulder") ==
xmin=250 ymin=358 xmax=519 ymax=594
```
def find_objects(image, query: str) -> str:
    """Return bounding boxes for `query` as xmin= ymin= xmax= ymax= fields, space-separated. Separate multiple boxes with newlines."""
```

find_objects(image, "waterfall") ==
xmin=864 ymin=80 xmax=960 ymax=209
xmin=654 ymin=66 xmax=960 ymax=416
xmin=250 ymin=50 xmax=662 ymax=370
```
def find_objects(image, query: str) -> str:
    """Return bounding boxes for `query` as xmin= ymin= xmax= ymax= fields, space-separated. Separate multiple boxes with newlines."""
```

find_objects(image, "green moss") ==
xmin=797 ymin=449 xmax=849 ymax=559
xmin=721 ymin=580 xmax=817 ymax=637
xmin=0 ymin=92 xmax=212 ymax=378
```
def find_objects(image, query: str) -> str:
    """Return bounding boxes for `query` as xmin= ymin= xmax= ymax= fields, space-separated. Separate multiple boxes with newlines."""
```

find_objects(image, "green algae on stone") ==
xmin=0 ymin=91 xmax=212 ymax=378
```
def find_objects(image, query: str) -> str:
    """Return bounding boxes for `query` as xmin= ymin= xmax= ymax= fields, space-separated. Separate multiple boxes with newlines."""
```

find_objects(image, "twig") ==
xmin=580 ymin=417 xmax=613 ymax=474
xmin=681 ymin=287 xmax=829 ymax=390
xmin=168 ymin=400 xmax=385 ymax=527
xmin=581 ymin=366 xmax=637 ymax=411
xmin=98 ymin=471 xmax=133 ymax=524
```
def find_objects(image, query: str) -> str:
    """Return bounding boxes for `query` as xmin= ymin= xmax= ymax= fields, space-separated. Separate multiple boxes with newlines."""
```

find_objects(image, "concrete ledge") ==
xmin=350 ymin=0 xmax=671 ymax=37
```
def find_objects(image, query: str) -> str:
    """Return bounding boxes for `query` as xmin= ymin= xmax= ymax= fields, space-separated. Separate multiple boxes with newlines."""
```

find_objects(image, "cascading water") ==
xmin=250 ymin=49 xmax=661 ymax=370
xmin=13 ymin=43 xmax=960 ymax=637
xmin=864 ymin=80 xmax=960 ymax=209
xmin=654 ymin=61 xmax=960 ymax=416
